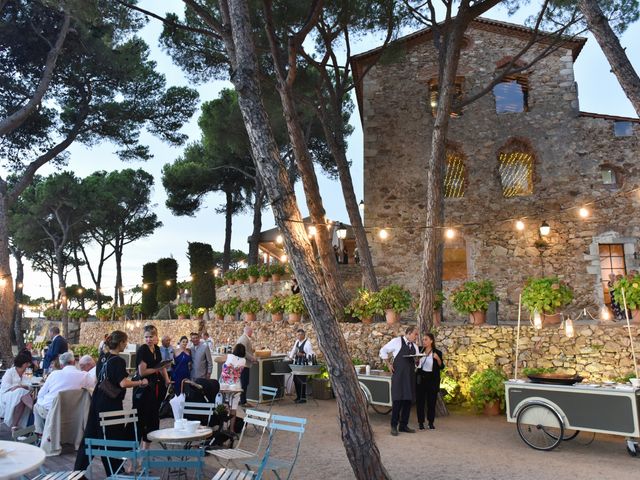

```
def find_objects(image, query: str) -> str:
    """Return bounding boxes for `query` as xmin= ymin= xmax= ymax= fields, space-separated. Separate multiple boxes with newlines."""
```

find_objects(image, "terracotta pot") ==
xmin=215 ymin=314 xmax=224 ymax=321
xmin=288 ymin=313 xmax=301 ymax=324
xmin=178 ymin=314 xmax=186 ymax=320
xmin=245 ymin=312 xmax=256 ymax=322
xmin=631 ymin=309 xmax=640 ymax=324
xmin=469 ymin=311 xmax=486 ymax=325
xmin=542 ymin=312 xmax=562 ymax=325
xmin=98 ymin=316 xmax=108 ymax=322
xmin=433 ymin=310 xmax=442 ymax=326
xmin=385 ymin=309 xmax=399 ymax=325
xmin=361 ymin=316 xmax=373 ymax=325
xmin=248 ymin=276 xmax=258 ymax=284
xmin=271 ymin=274 xmax=281 ymax=282
xmin=79 ymin=317 xmax=87 ymax=323
xmin=260 ymin=276 xmax=270 ymax=283
xmin=226 ymin=280 xmax=234 ymax=286
xmin=235 ymin=279 xmax=244 ymax=285
xmin=271 ymin=312 xmax=284 ymax=322
xmin=483 ymin=400 xmax=501 ymax=416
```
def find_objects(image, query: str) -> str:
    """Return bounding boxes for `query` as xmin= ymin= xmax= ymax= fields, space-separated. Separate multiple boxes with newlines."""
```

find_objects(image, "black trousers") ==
xmin=391 ymin=400 xmax=412 ymax=428
xmin=294 ymin=375 xmax=308 ymax=399
xmin=240 ymin=367 xmax=250 ymax=404
xmin=416 ymin=372 xmax=439 ymax=425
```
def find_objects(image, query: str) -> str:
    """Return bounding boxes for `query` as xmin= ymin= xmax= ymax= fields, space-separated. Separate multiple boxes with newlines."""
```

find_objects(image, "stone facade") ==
xmin=353 ymin=19 xmax=640 ymax=322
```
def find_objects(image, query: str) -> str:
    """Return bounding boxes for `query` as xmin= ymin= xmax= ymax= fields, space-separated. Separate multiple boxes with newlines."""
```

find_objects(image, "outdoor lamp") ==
xmin=564 ymin=318 xmax=575 ymax=338
xmin=165 ymin=280 xmax=171 ymax=286
xmin=17 ymin=282 xmax=23 ymax=289
xmin=601 ymin=306 xmax=611 ymax=321
xmin=308 ymin=226 xmax=317 ymax=238
xmin=77 ymin=288 xmax=83 ymax=294
xmin=579 ymin=207 xmax=589 ymax=218
xmin=359 ymin=200 xmax=365 ymax=213
xmin=336 ymin=223 xmax=347 ymax=240
xmin=445 ymin=228 xmax=455 ymax=239
xmin=276 ymin=234 xmax=283 ymax=245
xmin=214 ymin=268 xmax=220 ymax=276
xmin=187 ymin=275 xmax=193 ymax=281
xmin=539 ymin=221 xmax=550 ymax=236
xmin=142 ymin=284 xmax=148 ymax=290
xmin=280 ymin=254 xmax=288 ymax=262
xmin=515 ymin=220 xmax=525 ymax=231
xmin=533 ymin=310 xmax=542 ymax=329
xmin=379 ymin=228 xmax=389 ymax=240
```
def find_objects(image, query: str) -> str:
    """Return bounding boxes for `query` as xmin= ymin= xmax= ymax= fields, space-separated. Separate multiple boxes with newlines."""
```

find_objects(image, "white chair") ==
xmin=208 ymin=409 xmax=270 ymax=468
xmin=40 ymin=389 xmax=91 ymax=456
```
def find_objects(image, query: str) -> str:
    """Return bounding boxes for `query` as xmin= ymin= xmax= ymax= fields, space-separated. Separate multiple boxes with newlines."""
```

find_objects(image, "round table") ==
xmin=0 ymin=440 xmax=45 ymax=480
xmin=148 ymin=426 xmax=213 ymax=445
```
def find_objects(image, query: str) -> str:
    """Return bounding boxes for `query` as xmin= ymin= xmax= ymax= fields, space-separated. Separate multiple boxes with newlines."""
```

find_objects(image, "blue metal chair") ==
xmin=243 ymin=414 xmax=306 ymax=480
xmin=84 ymin=438 xmax=142 ymax=480
xmin=258 ymin=386 xmax=279 ymax=413
xmin=140 ymin=448 xmax=205 ymax=480
xmin=208 ymin=409 xmax=270 ymax=467
xmin=98 ymin=409 xmax=139 ymax=443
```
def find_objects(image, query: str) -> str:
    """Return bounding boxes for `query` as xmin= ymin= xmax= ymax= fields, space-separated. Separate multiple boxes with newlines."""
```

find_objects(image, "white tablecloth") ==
xmin=0 ymin=440 xmax=46 ymax=480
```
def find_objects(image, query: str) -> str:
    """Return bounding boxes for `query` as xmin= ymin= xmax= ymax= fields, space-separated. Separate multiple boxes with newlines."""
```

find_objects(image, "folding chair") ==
xmin=243 ymin=414 xmax=306 ymax=480
xmin=258 ymin=386 xmax=278 ymax=413
xmin=208 ymin=409 xmax=270 ymax=467
xmin=99 ymin=409 xmax=139 ymax=442
xmin=183 ymin=401 xmax=216 ymax=427
xmin=31 ymin=472 xmax=86 ymax=480
xmin=140 ymin=448 xmax=205 ymax=480
xmin=85 ymin=438 xmax=142 ymax=480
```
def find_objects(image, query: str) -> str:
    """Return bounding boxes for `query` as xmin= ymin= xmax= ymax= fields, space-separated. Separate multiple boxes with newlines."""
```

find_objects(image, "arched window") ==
xmin=498 ymin=139 xmax=535 ymax=197
xmin=444 ymin=147 xmax=466 ymax=198
xmin=429 ymin=77 xmax=465 ymax=117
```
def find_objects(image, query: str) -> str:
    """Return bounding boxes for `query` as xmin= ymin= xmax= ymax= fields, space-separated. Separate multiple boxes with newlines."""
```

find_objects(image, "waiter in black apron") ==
xmin=379 ymin=325 xmax=420 ymax=436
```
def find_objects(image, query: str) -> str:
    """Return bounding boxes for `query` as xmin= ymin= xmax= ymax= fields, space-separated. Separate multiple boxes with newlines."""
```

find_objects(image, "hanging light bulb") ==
xmin=165 ymin=280 xmax=171 ymax=286
xmin=359 ymin=200 xmax=365 ymax=213
xmin=213 ymin=268 xmax=220 ymax=276
xmin=564 ymin=318 xmax=575 ymax=338
xmin=280 ymin=254 xmax=288 ymax=262
xmin=600 ymin=306 xmax=611 ymax=321
xmin=533 ymin=310 xmax=542 ymax=329
xmin=445 ymin=228 xmax=455 ymax=239
xmin=515 ymin=220 xmax=525 ymax=231
xmin=17 ymin=282 xmax=23 ymax=289
xmin=579 ymin=207 xmax=589 ymax=218
xmin=308 ymin=226 xmax=317 ymax=238
xmin=187 ymin=275 xmax=193 ymax=282
xmin=142 ymin=283 xmax=148 ymax=290
xmin=77 ymin=288 xmax=83 ymax=295
xmin=539 ymin=221 xmax=551 ymax=236
xmin=379 ymin=228 xmax=389 ymax=240
xmin=276 ymin=234 xmax=283 ymax=245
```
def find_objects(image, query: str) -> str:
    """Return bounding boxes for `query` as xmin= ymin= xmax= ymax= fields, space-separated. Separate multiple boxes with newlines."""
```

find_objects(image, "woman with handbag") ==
xmin=74 ymin=330 xmax=148 ymax=473
xmin=415 ymin=333 xmax=444 ymax=430
xmin=134 ymin=324 xmax=170 ymax=449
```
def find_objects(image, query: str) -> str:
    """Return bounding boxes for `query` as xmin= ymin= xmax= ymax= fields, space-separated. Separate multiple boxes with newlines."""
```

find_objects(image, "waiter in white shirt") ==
xmin=34 ymin=351 xmax=93 ymax=433
xmin=288 ymin=329 xmax=314 ymax=403
xmin=379 ymin=325 xmax=419 ymax=436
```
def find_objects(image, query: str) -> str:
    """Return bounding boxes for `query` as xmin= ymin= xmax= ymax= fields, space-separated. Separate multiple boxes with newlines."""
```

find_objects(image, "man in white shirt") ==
xmin=379 ymin=325 xmax=419 ymax=436
xmin=78 ymin=355 xmax=97 ymax=388
xmin=288 ymin=329 xmax=314 ymax=403
xmin=34 ymin=352 xmax=93 ymax=433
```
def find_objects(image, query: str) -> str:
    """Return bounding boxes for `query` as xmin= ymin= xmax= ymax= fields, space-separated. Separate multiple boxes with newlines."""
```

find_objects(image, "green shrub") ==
xmin=96 ymin=308 xmax=111 ymax=319
xmin=469 ymin=368 xmax=507 ymax=411
xmin=284 ymin=293 xmax=307 ymax=315
xmin=521 ymin=277 xmax=573 ymax=314
xmin=258 ymin=265 xmax=270 ymax=277
xmin=344 ymin=288 xmax=379 ymax=319
xmin=247 ymin=264 xmax=260 ymax=278
xmin=613 ymin=274 xmax=640 ymax=310
xmin=192 ymin=306 xmax=207 ymax=318
xmin=175 ymin=303 xmax=191 ymax=317
xmin=44 ymin=308 xmax=62 ymax=319
xmin=188 ymin=242 xmax=216 ymax=308
xmin=142 ymin=262 xmax=158 ymax=317
xmin=264 ymin=294 xmax=286 ymax=314
xmin=372 ymin=285 xmax=412 ymax=314
xmin=224 ymin=270 xmax=236 ymax=282
xmin=235 ymin=268 xmax=248 ymax=281
xmin=213 ymin=300 xmax=227 ymax=317
xmin=270 ymin=263 xmax=286 ymax=276
xmin=440 ymin=372 xmax=462 ymax=404
xmin=156 ymin=258 xmax=178 ymax=303
xmin=434 ymin=291 xmax=445 ymax=310
xmin=71 ymin=344 xmax=99 ymax=359
xmin=68 ymin=310 xmax=89 ymax=320
xmin=451 ymin=280 xmax=497 ymax=314
xmin=225 ymin=297 xmax=242 ymax=316
xmin=241 ymin=298 xmax=261 ymax=314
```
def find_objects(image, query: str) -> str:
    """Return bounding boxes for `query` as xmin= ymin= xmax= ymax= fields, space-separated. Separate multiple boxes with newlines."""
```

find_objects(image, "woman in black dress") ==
xmin=416 ymin=333 xmax=445 ymax=430
xmin=74 ymin=331 xmax=148 ymax=474
xmin=134 ymin=324 xmax=170 ymax=449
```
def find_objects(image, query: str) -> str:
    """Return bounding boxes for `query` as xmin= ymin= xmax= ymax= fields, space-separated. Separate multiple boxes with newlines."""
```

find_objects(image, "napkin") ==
xmin=170 ymin=393 xmax=185 ymax=420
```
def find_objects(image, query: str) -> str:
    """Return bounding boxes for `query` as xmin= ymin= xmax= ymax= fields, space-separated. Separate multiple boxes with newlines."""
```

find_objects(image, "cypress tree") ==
xmin=141 ymin=262 xmax=158 ymax=317
xmin=156 ymin=258 xmax=178 ymax=303
xmin=188 ymin=242 xmax=216 ymax=308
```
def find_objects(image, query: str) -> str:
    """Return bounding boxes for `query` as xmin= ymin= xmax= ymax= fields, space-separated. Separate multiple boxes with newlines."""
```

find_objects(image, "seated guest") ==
xmin=0 ymin=350 xmax=34 ymax=428
xmin=79 ymin=355 xmax=97 ymax=387
xmin=34 ymin=351 xmax=94 ymax=433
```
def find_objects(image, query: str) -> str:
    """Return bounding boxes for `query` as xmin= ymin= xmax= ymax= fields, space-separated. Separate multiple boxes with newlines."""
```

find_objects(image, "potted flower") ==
xmin=451 ymin=280 xmax=497 ymax=325
xmin=270 ymin=263 xmax=286 ymax=282
xmin=372 ymin=284 xmax=413 ymax=325
xmin=247 ymin=264 xmax=260 ymax=284
xmin=284 ymin=293 xmax=307 ymax=324
xmin=96 ymin=308 xmax=111 ymax=322
xmin=264 ymin=294 xmax=286 ymax=322
xmin=344 ymin=288 xmax=378 ymax=324
xmin=213 ymin=300 xmax=227 ymax=321
xmin=175 ymin=303 xmax=191 ymax=320
xmin=469 ymin=367 xmax=507 ymax=416
xmin=259 ymin=264 xmax=271 ymax=282
xmin=192 ymin=306 xmax=207 ymax=320
xmin=224 ymin=270 xmax=235 ymax=286
xmin=240 ymin=297 xmax=261 ymax=322
xmin=225 ymin=297 xmax=242 ymax=320
xmin=522 ymin=277 xmax=573 ymax=325
xmin=235 ymin=268 xmax=248 ymax=285
xmin=433 ymin=291 xmax=445 ymax=326
xmin=613 ymin=273 xmax=640 ymax=323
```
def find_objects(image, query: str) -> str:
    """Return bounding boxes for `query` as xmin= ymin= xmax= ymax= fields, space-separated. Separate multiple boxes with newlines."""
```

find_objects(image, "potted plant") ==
xmin=235 ymin=268 xmax=248 ymax=285
xmin=372 ymin=284 xmax=412 ymax=324
xmin=213 ymin=300 xmax=227 ymax=321
xmin=215 ymin=277 xmax=225 ymax=288
xmin=270 ymin=263 xmax=286 ymax=282
xmin=44 ymin=308 xmax=62 ymax=321
xmin=96 ymin=308 xmax=111 ymax=322
xmin=433 ymin=291 xmax=445 ymax=326
xmin=132 ymin=304 xmax=143 ymax=319
xmin=69 ymin=310 xmax=89 ymax=322
xmin=175 ymin=303 xmax=191 ymax=320
xmin=469 ymin=367 xmax=507 ymax=416
xmin=284 ymin=293 xmax=307 ymax=324
xmin=264 ymin=294 xmax=286 ymax=322
xmin=344 ymin=288 xmax=378 ymax=324
xmin=259 ymin=264 xmax=270 ymax=282
xmin=115 ymin=306 xmax=125 ymax=321
xmin=247 ymin=264 xmax=260 ymax=284
xmin=613 ymin=273 xmax=640 ymax=323
xmin=225 ymin=297 xmax=242 ymax=320
xmin=240 ymin=297 xmax=261 ymax=322
xmin=192 ymin=306 xmax=207 ymax=320
xmin=224 ymin=270 xmax=235 ymax=286
xmin=451 ymin=280 xmax=497 ymax=325
xmin=521 ymin=276 xmax=573 ymax=325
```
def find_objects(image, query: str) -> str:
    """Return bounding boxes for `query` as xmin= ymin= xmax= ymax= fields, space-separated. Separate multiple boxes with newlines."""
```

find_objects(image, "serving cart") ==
xmin=505 ymin=379 xmax=640 ymax=455
xmin=357 ymin=370 xmax=393 ymax=414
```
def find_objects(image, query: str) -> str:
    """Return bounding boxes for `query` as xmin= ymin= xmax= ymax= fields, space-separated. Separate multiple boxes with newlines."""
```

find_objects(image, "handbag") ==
xmin=97 ymin=357 xmax=122 ymax=399
xmin=132 ymin=372 xmax=145 ymax=402
xmin=158 ymin=384 xmax=175 ymax=418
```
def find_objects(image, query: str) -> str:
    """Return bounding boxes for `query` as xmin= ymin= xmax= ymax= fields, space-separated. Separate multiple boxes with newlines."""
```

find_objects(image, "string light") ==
xmin=17 ymin=282 xmax=23 ymax=289
xmin=308 ymin=226 xmax=317 ymax=238
xmin=379 ymin=228 xmax=389 ymax=240
xmin=515 ymin=220 xmax=525 ymax=231
xmin=280 ymin=254 xmax=288 ymax=262
xmin=445 ymin=228 xmax=455 ymax=239
xmin=77 ymin=288 xmax=83 ymax=294
xmin=276 ymin=235 xmax=283 ymax=245
xmin=187 ymin=275 xmax=193 ymax=282
xmin=579 ymin=207 xmax=589 ymax=218
xmin=142 ymin=284 xmax=148 ymax=290
xmin=165 ymin=280 xmax=171 ymax=286
xmin=213 ymin=268 xmax=219 ymax=276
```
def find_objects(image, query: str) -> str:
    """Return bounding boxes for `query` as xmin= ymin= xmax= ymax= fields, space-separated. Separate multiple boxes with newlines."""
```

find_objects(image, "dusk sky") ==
xmin=10 ymin=0 xmax=640 ymax=302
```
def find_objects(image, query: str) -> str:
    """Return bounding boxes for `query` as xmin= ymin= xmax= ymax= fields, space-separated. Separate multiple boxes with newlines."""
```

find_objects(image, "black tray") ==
xmin=527 ymin=374 xmax=584 ymax=385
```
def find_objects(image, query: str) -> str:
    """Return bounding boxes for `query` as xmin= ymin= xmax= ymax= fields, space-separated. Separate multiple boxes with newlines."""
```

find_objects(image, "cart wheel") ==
xmin=626 ymin=440 xmax=638 ymax=457
xmin=371 ymin=404 xmax=392 ymax=415
xmin=546 ymin=429 xmax=580 ymax=441
xmin=516 ymin=403 xmax=564 ymax=451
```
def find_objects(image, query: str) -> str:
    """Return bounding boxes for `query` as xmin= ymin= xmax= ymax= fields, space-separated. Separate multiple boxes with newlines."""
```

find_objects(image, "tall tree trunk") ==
xmin=221 ymin=1 xmax=390 ymax=477
xmin=223 ymin=189 xmax=233 ymax=272
xmin=417 ymin=19 xmax=468 ymax=337
xmin=0 ymin=192 xmax=15 ymax=364
xmin=114 ymin=236 xmax=125 ymax=307
xmin=577 ymin=0 xmax=640 ymax=116
xmin=12 ymin=248 xmax=25 ymax=350
xmin=55 ymin=246 xmax=68 ymax=338
xmin=317 ymin=105 xmax=378 ymax=291
xmin=72 ymin=246 xmax=86 ymax=310
xmin=247 ymin=180 xmax=264 ymax=265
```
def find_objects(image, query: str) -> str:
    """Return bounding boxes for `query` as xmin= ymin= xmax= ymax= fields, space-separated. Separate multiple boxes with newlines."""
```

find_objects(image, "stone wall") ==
xmin=80 ymin=320 xmax=640 ymax=388
xmin=360 ymin=23 xmax=640 ymax=322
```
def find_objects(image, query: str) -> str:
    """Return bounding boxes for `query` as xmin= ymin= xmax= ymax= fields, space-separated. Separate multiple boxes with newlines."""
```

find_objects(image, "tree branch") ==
xmin=182 ymin=0 xmax=225 ymax=36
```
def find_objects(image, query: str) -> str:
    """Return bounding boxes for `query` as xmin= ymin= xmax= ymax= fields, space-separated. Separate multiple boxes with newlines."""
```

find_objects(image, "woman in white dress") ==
xmin=0 ymin=350 xmax=34 ymax=428
xmin=214 ymin=343 xmax=246 ymax=432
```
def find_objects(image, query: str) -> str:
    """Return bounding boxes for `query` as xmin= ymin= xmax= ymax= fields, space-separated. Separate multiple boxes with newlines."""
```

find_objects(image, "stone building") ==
xmin=351 ymin=18 xmax=640 ymax=322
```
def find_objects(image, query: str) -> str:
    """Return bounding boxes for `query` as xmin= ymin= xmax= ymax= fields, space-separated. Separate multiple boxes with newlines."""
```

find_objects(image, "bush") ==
xmin=156 ymin=257 xmax=178 ymax=303
xmin=264 ymin=294 xmax=286 ymax=314
xmin=235 ymin=268 xmax=248 ymax=281
xmin=241 ymin=298 xmax=261 ymax=314
xmin=224 ymin=297 xmax=242 ymax=316
xmin=451 ymin=280 xmax=497 ymax=314
xmin=284 ymin=293 xmax=307 ymax=315
xmin=469 ymin=368 xmax=507 ymax=411
xmin=344 ymin=288 xmax=379 ymax=319
xmin=68 ymin=310 xmax=89 ymax=320
xmin=372 ymin=285 xmax=412 ymax=314
xmin=258 ymin=265 xmax=270 ymax=277
xmin=247 ymin=264 xmax=260 ymax=278
xmin=71 ymin=344 xmax=99 ymax=359
xmin=224 ymin=271 xmax=236 ymax=282
xmin=96 ymin=308 xmax=111 ymax=319
xmin=175 ymin=303 xmax=191 ymax=317
xmin=613 ymin=273 xmax=640 ymax=310
xmin=270 ymin=263 xmax=286 ymax=276
xmin=142 ymin=262 xmax=158 ymax=317
xmin=521 ymin=277 xmax=573 ymax=314
xmin=434 ymin=291 xmax=445 ymax=310
xmin=44 ymin=308 xmax=62 ymax=319
xmin=213 ymin=300 xmax=227 ymax=317
xmin=440 ymin=372 xmax=462 ymax=404
xmin=188 ymin=242 xmax=216 ymax=308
